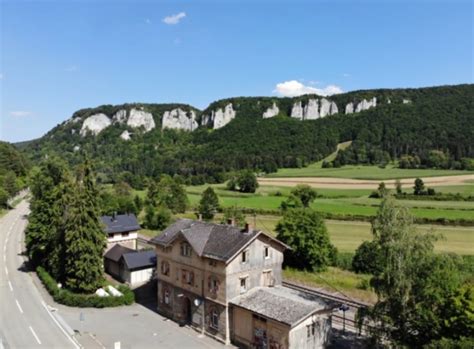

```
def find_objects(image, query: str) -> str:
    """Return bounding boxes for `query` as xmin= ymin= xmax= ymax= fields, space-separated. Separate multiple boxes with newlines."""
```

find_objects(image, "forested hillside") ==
xmin=21 ymin=84 xmax=474 ymax=187
xmin=0 ymin=141 xmax=29 ymax=206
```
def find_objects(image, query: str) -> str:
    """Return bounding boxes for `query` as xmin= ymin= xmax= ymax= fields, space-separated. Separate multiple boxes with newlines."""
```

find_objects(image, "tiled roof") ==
xmin=123 ymin=250 xmax=156 ymax=271
xmin=230 ymin=286 xmax=336 ymax=326
xmin=100 ymin=214 xmax=141 ymax=234
xmin=150 ymin=219 xmax=286 ymax=262
xmin=104 ymin=244 xmax=135 ymax=263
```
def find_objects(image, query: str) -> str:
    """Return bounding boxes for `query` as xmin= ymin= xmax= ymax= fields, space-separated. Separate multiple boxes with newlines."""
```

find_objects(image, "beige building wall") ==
xmin=288 ymin=313 xmax=331 ymax=349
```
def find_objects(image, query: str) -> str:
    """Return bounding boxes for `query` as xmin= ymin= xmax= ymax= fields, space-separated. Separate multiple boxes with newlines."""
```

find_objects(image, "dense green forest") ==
xmin=0 ymin=141 xmax=29 ymax=206
xmin=19 ymin=84 xmax=474 ymax=187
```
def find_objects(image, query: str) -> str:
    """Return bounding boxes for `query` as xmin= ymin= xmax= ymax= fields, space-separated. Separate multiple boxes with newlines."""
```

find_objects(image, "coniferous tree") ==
xmin=63 ymin=161 xmax=106 ymax=293
xmin=25 ymin=159 xmax=68 ymax=268
xmin=198 ymin=187 xmax=220 ymax=220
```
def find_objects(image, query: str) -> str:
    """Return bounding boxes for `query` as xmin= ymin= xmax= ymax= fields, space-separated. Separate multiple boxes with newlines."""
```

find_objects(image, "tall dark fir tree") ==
xmin=63 ymin=160 xmax=106 ymax=293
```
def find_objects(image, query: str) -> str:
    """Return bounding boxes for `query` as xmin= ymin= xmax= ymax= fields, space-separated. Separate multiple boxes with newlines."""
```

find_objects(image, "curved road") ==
xmin=0 ymin=201 xmax=78 ymax=349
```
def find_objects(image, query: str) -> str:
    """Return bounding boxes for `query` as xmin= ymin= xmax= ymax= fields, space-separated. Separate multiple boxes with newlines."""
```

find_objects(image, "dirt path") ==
xmin=259 ymin=174 xmax=474 ymax=189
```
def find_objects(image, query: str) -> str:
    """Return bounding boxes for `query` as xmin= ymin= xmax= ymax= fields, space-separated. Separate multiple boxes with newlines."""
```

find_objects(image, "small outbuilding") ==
xmin=104 ymin=244 xmax=156 ymax=287
xmin=101 ymin=213 xmax=141 ymax=251
xmin=230 ymin=286 xmax=338 ymax=349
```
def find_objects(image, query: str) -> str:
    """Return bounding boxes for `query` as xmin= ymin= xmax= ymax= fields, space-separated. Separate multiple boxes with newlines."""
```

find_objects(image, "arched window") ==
xmin=161 ymin=261 xmax=170 ymax=276
xmin=163 ymin=288 xmax=170 ymax=305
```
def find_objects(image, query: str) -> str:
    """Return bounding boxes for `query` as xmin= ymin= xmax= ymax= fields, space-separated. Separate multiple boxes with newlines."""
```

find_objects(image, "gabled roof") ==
xmin=122 ymin=250 xmax=156 ymax=271
xmin=104 ymin=244 xmax=135 ymax=263
xmin=150 ymin=219 xmax=289 ymax=262
xmin=100 ymin=214 xmax=141 ymax=234
xmin=230 ymin=286 xmax=337 ymax=327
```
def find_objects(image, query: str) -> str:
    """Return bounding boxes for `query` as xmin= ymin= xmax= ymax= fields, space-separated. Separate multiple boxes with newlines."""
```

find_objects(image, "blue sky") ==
xmin=1 ymin=0 xmax=472 ymax=142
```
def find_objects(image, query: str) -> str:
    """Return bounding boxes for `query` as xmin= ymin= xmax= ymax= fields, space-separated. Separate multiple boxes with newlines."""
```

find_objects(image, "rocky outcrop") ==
xmin=290 ymin=101 xmax=304 ymax=119
xmin=120 ymin=130 xmax=131 ymax=141
xmin=162 ymin=108 xmax=198 ymax=131
xmin=291 ymin=98 xmax=338 ymax=120
xmin=355 ymin=97 xmax=377 ymax=113
xmin=345 ymin=102 xmax=354 ymax=114
xmin=127 ymin=108 xmax=155 ymax=132
xmin=303 ymin=99 xmax=319 ymax=119
xmin=80 ymin=113 xmax=112 ymax=136
xmin=262 ymin=103 xmax=279 ymax=118
xmin=202 ymin=103 xmax=236 ymax=129
xmin=113 ymin=109 xmax=127 ymax=124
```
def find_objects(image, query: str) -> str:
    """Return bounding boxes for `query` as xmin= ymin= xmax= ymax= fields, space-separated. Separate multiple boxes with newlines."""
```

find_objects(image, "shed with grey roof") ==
xmin=230 ymin=286 xmax=338 ymax=349
xmin=104 ymin=244 xmax=156 ymax=287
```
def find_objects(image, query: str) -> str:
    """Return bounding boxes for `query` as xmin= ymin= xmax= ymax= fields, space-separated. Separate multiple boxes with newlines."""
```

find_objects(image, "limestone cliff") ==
xmin=162 ymin=108 xmax=198 ymax=131
xmin=262 ymin=103 xmax=280 ymax=118
xmin=202 ymin=103 xmax=236 ymax=129
xmin=290 ymin=98 xmax=338 ymax=120
xmin=80 ymin=113 xmax=112 ymax=136
xmin=127 ymin=108 xmax=156 ymax=132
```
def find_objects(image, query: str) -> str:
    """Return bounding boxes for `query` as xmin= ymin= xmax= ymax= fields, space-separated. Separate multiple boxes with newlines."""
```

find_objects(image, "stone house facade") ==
xmin=151 ymin=219 xmax=337 ymax=348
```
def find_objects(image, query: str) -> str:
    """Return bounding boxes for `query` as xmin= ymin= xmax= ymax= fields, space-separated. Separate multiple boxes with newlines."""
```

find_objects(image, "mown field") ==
xmin=184 ymin=183 xmax=474 ymax=222
xmin=266 ymin=163 xmax=473 ymax=180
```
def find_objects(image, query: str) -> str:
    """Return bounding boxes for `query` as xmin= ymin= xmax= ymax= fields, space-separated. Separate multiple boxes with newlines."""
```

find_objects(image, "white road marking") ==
xmin=4 ymin=267 xmax=8 ymax=275
xmin=29 ymin=326 xmax=42 ymax=345
xmin=41 ymin=301 xmax=81 ymax=349
xmin=15 ymin=299 xmax=23 ymax=313
xmin=8 ymin=281 xmax=13 ymax=291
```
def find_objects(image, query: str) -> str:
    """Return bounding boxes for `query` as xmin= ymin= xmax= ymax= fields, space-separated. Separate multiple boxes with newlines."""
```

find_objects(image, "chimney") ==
xmin=111 ymin=212 xmax=116 ymax=221
xmin=244 ymin=223 xmax=252 ymax=233
xmin=227 ymin=218 xmax=235 ymax=226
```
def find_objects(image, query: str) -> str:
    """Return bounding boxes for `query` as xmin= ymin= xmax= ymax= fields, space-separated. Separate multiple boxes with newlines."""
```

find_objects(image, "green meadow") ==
xmin=266 ymin=163 xmax=472 ymax=180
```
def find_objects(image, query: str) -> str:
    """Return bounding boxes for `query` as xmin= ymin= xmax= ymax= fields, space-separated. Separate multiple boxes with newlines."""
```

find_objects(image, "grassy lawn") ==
xmin=283 ymin=267 xmax=377 ymax=304
xmin=266 ymin=163 xmax=472 ymax=179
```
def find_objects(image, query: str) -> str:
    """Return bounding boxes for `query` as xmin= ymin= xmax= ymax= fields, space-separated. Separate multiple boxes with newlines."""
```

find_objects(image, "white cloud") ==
xmin=342 ymin=73 xmax=351 ymax=77
xmin=273 ymin=80 xmax=343 ymax=97
xmin=10 ymin=111 xmax=33 ymax=117
xmin=163 ymin=12 xmax=186 ymax=25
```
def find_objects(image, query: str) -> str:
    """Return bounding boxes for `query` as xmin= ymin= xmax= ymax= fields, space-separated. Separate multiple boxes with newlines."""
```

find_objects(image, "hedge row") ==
xmin=234 ymin=207 xmax=474 ymax=227
xmin=395 ymin=193 xmax=474 ymax=202
xmin=36 ymin=266 xmax=135 ymax=308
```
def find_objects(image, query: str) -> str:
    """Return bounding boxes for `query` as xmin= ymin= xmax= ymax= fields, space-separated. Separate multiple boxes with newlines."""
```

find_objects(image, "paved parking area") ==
xmin=32 ymin=275 xmax=231 ymax=349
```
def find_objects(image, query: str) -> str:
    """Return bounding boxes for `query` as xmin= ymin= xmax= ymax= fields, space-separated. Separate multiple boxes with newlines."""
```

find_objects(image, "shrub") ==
xmin=36 ymin=266 xmax=134 ymax=308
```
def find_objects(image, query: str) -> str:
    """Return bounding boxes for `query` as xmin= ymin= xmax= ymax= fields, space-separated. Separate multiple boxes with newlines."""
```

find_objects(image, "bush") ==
xmin=331 ymin=252 xmax=354 ymax=271
xmin=37 ymin=266 xmax=134 ymax=308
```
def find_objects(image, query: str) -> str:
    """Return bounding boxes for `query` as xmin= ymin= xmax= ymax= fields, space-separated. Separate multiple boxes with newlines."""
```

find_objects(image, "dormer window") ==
xmin=180 ymin=243 xmax=192 ymax=257
xmin=241 ymin=250 xmax=249 ymax=263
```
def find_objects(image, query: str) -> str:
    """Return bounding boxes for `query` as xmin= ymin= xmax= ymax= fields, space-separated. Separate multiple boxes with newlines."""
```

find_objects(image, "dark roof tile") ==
xmin=101 ymin=214 xmax=141 ymax=234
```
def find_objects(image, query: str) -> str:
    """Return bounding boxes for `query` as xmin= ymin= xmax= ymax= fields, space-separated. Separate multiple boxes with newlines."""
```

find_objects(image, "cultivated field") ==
xmin=266 ymin=163 xmax=474 ymax=180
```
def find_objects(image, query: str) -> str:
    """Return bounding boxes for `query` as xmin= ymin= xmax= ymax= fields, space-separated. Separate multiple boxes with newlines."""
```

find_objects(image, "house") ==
xmin=104 ymin=244 xmax=156 ymax=286
xmin=100 ymin=213 xmax=140 ymax=251
xmin=151 ymin=219 xmax=337 ymax=348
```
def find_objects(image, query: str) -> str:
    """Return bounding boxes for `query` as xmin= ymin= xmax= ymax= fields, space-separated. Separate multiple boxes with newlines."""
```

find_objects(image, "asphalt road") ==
xmin=1 ymin=202 xmax=227 ymax=349
xmin=0 ymin=201 xmax=78 ymax=349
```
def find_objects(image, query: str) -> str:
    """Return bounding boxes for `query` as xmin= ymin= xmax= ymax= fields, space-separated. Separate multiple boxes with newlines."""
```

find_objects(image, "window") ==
xmin=240 ymin=277 xmax=248 ymax=293
xmin=307 ymin=322 xmax=317 ymax=338
xmin=208 ymin=276 xmax=220 ymax=294
xmin=241 ymin=250 xmax=248 ymax=263
xmin=262 ymin=270 xmax=272 ymax=287
xmin=210 ymin=309 xmax=219 ymax=329
xmin=163 ymin=289 xmax=170 ymax=305
xmin=161 ymin=261 xmax=170 ymax=276
xmin=182 ymin=270 xmax=194 ymax=286
xmin=122 ymin=232 xmax=129 ymax=238
xmin=209 ymin=260 xmax=217 ymax=267
xmin=264 ymin=246 xmax=269 ymax=259
xmin=180 ymin=243 xmax=192 ymax=257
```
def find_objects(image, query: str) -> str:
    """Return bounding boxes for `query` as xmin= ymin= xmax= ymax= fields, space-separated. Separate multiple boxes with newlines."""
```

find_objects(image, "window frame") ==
xmin=181 ymin=242 xmax=192 ymax=257
xmin=240 ymin=276 xmax=248 ymax=293
xmin=241 ymin=249 xmax=249 ymax=264
xmin=210 ymin=309 xmax=219 ymax=329
xmin=264 ymin=246 xmax=270 ymax=259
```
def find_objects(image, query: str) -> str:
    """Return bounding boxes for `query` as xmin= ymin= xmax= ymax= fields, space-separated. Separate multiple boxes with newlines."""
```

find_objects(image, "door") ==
xmin=182 ymin=297 xmax=192 ymax=325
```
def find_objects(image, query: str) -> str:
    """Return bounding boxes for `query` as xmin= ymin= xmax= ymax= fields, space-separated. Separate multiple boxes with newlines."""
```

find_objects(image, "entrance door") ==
xmin=182 ymin=297 xmax=192 ymax=325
